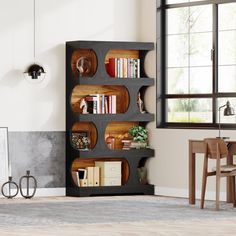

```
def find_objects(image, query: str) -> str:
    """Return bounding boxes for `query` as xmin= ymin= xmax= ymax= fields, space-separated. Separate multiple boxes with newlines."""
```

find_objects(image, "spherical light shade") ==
xmin=24 ymin=64 xmax=46 ymax=81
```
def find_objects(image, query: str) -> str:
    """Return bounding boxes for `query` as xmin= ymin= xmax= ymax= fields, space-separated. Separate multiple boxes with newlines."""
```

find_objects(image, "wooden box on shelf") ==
xmin=95 ymin=161 xmax=121 ymax=186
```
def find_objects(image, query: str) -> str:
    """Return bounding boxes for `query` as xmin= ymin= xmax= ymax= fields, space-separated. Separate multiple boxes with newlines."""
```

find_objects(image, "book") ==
xmin=137 ymin=59 xmax=140 ymax=78
xmin=79 ymin=179 xmax=88 ymax=187
xmin=107 ymin=58 xmax=116 ymax=77
xmin=111 ymin=95 xmax=116 ymax=114
xmin=71 ymin=171 xmax=80 ymax=187
xmin=93 ymin=166 xmax=100 ymax=186
xmin=86 ymin=167 xmax=94 ymax=186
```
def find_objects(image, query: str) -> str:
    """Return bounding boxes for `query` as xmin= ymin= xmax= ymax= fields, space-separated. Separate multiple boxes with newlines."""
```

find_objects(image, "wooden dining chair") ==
xmin=201 ymin=138 xmax=236 ymax=210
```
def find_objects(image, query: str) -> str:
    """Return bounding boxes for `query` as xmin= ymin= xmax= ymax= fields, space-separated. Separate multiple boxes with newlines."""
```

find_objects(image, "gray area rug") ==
xmin=0 ymin=197 xmax=235 ymax=227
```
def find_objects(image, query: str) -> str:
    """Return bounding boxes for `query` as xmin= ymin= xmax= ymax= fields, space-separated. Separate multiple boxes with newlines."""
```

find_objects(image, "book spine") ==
xmin=86 ymin=167 xmax=94 ymax=186
xmin=111 ymin=95 xmax=117 ymax=114
xmin=123 ymin=58 xmax=128 ymax=78
xmin=116 ymin=58 xmax=119 ymax=78
xmin=130 ymin=59 xmax=134 ymax=78
xmin=137 ymin=59 xmax=140 ymax=78
xmin=93 ymin=166 xmax=100 ymax=186
xmin=108 ymin=95 xmax=112 ymax=114
xmin=101 ymin=94 xmax=105 ymax=114
xmin=108 ymin=58 xmax=116 ymax=77
xmin=133 ymin=59 xmax=138 ymax=78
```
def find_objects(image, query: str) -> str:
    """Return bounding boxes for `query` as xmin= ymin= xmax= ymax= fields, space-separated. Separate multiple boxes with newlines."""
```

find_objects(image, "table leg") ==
xmin=227 ymin=154 xmax=233 ymax=203
xmin=189 ymin=141 xmax=196 ymax=204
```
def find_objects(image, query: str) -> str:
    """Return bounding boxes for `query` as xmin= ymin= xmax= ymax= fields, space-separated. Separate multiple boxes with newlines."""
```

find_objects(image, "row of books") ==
xmin=84 ymin=94 xmax=116 ymax=114
xmin=106 ymin=57 xmax=140 ymax=78
xmin=72 ymin=167 xmax=100 ymax=187
xmin=121 ymin=139 xmax=148 ymax=149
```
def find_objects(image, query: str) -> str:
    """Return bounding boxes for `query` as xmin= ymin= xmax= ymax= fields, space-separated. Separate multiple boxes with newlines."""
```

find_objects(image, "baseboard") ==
xmin=32 ymin=187 xmax=66 ymax=197
xmin=0 ymin=188 xmax=65 ymax=198
xmin=155 ymin=186 xmax=227 ymax=201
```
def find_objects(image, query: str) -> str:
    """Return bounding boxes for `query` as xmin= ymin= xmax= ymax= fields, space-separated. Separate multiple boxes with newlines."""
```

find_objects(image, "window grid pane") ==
xmin=166 ymin=5 xmax=212 ymax=97
xmin=161 ymin=1 xmax=236 ymax=127
xmin=167 ymin=98 xmax=212 ymax=123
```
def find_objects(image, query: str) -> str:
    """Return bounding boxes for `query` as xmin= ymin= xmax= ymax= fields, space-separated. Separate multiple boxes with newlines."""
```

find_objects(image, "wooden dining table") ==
xmin=189 ymin=139 xmax=236 ymax=204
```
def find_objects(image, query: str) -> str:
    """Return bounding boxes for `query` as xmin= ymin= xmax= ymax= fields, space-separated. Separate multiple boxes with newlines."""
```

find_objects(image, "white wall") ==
xmin=139 ymin=0 xmax=236 ymax=200
xmin=2 ymin=0 xmax=234 ymax=199
xmin=0 ymin=0 xmax=139 ymax=132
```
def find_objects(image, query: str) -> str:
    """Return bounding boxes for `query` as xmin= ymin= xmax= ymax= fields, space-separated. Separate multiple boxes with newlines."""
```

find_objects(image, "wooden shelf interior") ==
xmin=105 ymin=49 xmax=139 ymax=77
xmin=105 ymin=49 xmax=139 ymax=64
xmin=105 ymin=121 xmax=139 ymax=150
xmin=71 ymin=48 xmax=97 ymax=77
xmin=72 ymin=122 xmax=97 ymax=149
xmin=137 ymin=157 xmax=149 ymax=185
xmin=71 ymin=157 xmax=129 ymax=185
xmin=71 ymin=85 xmax=129 ymax=113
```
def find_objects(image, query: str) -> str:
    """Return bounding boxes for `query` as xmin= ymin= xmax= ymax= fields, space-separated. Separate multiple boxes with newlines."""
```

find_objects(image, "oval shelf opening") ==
xmin=71 ymin=85 xmax=129 ymax=114
xmin=71 ymin=122 xmax=97 ymax=150
xmin=71 ymin=158 xmax=129 ymax=187
xmin=105 ymin=121 xmax=139 ymax=150
xmin=71 ymin=48 xmax=97 ymax=78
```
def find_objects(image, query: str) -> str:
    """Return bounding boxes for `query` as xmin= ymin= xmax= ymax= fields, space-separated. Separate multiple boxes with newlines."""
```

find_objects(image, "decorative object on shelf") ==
xmin=137 ymin=167 xmax=147 ymax=184
xmin=137 ymin=93 xmax=145 ymax=113
xmin=76 ymin=57 xmax=92 ymax=76
xmin=24 ymin=0 xmax=45 ymax=82
xmin=128 ymin=125 xmax=148 ymax=149
xmin=19 ymin=170 xmax=37 ymax=199
xmin=1 ymin=176 xmax=19 ymax=199
xmin=106 ymin=133 xmax=115 ymax=150
xmin=129 ymin=126 xmax=148 ymax=142
xmin=80 ymin=98 xmax=89 ymax=114
xmin=71 ymin=131 xmax=91 ymax=150
xmin=217 ymin=100 xmax=235 ymax=139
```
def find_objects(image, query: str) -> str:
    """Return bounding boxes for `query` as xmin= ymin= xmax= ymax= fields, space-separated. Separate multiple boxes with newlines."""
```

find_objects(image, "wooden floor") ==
xmin=0 ymin=196 xmax=236 ymax=236
xmin=1 ymin=219 xmax=236 ymax=236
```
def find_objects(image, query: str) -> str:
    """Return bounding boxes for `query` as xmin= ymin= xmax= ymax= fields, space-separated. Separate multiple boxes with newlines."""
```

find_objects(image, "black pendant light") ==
xmin=24 ymin=0 xmax=45 ymax=80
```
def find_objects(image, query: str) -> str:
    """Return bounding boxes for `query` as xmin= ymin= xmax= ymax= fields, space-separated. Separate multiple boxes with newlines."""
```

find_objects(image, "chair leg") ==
xmin=200 ymin=157 xmax=208 ymax=209
xmin=216 ymin=174 xmax=221 ymax=211
xmin=232 ymin=177 xmax=236 ymax=208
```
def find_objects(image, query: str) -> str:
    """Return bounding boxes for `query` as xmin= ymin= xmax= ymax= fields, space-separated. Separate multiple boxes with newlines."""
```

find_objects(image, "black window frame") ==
xmin=156 ymin=0 xmax=236 ymax=129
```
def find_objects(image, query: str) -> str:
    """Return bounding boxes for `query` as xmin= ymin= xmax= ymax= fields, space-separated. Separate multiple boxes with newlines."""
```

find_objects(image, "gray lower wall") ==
xmin=9 ymin=132 xmax=65 ymax=188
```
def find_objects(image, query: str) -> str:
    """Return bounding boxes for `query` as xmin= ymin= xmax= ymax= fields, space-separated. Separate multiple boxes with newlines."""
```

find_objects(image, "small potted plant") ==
xmin=128 ymin=126 xmax=148 ymax=149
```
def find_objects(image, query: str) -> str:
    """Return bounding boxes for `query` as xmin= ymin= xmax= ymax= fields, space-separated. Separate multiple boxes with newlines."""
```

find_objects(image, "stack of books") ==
xmin=84 ymin=94 xmax=116 ymax=114
xmin=106 ymin=57 xmax=140 ymax=78
xmin=121 ymin=139 xmax=132 ymax=150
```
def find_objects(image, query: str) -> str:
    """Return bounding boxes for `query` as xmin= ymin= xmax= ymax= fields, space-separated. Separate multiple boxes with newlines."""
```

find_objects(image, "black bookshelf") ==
xmin=66 ymin=40 xmax=155 ymax=197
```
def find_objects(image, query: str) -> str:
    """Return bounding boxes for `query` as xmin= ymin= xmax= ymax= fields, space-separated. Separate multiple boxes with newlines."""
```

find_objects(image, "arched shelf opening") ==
xmin=71 ymin=122 xmax=97 ymax=150
xmin=71 ymin=158 xmax=130 ymax=187
xmin=70 ymin=85 xmax=129 ymax=114
xmin=105 ymin=121 xmax=139 ymax=150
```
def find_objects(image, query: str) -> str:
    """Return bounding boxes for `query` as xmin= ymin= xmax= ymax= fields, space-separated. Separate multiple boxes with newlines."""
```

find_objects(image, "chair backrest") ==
xmin=204 ymin=138 xmax=228 ymax=159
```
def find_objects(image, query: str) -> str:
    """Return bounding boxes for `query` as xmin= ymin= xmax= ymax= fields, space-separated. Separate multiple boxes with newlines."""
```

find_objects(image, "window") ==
xmin=157 ymin=0 xmax=236 ymax=128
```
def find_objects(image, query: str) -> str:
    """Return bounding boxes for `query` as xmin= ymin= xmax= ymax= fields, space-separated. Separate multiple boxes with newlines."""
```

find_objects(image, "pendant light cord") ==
xmin=33 ymin=0 xmax=36 ymax=62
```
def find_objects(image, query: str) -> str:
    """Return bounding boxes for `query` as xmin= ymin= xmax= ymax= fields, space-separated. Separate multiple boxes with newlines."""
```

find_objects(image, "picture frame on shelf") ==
xmin=71 ymin=130 xmax=91 ymax=150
